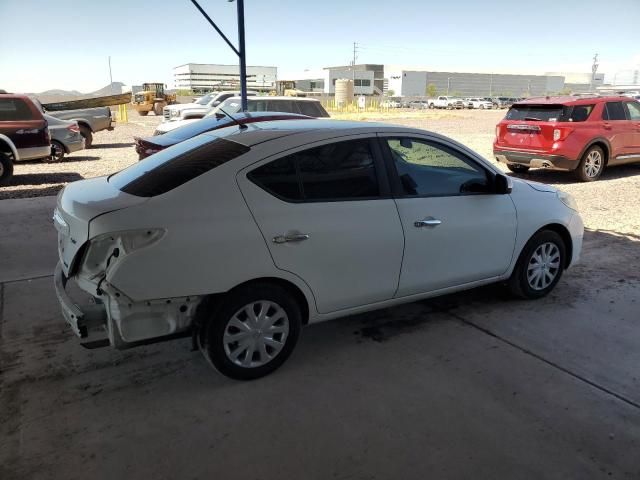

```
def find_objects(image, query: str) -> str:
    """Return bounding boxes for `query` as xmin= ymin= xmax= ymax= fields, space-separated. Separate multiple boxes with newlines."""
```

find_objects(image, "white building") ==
xmin=173 ymin=63 xmax=277 ymax=93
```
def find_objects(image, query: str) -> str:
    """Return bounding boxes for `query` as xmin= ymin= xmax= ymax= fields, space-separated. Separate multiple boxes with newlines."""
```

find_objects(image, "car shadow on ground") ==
xmin=3 ymin=172 xmax=83 ymax=186
xmin=93 ymin=142 xmax=134 ymax=149
xmin=506 ymin=163 xmax=640 ymax=185
xmin=61 ymin=155 xmax=102 ymax=163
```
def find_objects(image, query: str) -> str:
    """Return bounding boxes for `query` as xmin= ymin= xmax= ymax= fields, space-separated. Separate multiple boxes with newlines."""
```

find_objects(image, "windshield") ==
xmin=195 ymin=94 xmax=215 ymax=105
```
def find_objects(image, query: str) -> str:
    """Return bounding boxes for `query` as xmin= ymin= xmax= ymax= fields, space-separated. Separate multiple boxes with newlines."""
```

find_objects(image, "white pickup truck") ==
xmin=162 ymin=90 xmax=257 ymax=122
xmin=428 ymin=96 xmax=465 ymax=110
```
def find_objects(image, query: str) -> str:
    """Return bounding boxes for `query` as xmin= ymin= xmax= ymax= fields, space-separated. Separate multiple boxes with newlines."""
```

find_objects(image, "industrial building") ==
xmin=173 ymin=63 xmax=277 ymax=93
xmin=291 ymin=64 xmax=601 ymax=97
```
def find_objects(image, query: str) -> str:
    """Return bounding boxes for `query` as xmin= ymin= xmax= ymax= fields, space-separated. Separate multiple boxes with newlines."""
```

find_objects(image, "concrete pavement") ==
xmin=1 ymin=196 xmax=640 ymax=480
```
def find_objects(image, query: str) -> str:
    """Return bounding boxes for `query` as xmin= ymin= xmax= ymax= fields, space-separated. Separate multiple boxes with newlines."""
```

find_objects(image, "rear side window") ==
xmin=603 ymin=102 xmax=627 ymax=121
xmin=110 ymin=137 xmax=249 ymax=197
xmin=266 ymin=100 xmax=295 ymax=113
xmin=0 ymin=98 xmax=35 ymax=121
xmin=297 ymin=102 xmax=325 ymax=117
xmin=249 ymin=139 xmax=379 ymax=202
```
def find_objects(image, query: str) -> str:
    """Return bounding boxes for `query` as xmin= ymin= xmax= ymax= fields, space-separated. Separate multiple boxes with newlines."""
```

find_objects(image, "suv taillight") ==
xmin=553 ymin=127 xmax=572 ymax=142
xmin=496 ymin=125 xmax=500 ymax=138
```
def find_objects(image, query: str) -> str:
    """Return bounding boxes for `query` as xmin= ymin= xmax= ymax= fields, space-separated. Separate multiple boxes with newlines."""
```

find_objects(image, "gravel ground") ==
xmin=2 ymin=109 xmax=639 ymax=235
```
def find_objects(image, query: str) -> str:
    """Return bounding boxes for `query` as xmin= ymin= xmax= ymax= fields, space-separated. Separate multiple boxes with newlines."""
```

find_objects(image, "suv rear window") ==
xmin=0 ymin=98 xmax=34 ymax=121
xmin=110 ymin=136 xmax=249 ymax=197
xmin=506 ymin=104 xmax=594 ymax=122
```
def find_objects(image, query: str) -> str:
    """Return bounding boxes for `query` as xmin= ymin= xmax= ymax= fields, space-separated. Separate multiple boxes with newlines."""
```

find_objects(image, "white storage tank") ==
xmin=335 ymin=79 xmax=354 ymax=107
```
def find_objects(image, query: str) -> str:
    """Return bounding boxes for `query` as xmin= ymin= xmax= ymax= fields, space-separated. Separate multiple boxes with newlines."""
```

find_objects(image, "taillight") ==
xmin=68 ymin=124 xmax=80 ymax=133
xmin=553 ymin=127 xmax=572 ymax=142
xmin=496 ymin=125 xmax=500 ymax=137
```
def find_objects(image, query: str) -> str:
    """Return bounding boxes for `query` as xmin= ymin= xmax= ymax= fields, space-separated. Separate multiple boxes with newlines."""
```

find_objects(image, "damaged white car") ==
xmin=54 ymin=119 xmax=584 ymax=379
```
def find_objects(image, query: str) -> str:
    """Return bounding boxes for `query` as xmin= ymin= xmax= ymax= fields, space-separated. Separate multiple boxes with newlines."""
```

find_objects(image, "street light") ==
xmin=447 ymin=77 xmax=451 ymax=95
xmin=190 ymin=0 xmax=248 ymax=111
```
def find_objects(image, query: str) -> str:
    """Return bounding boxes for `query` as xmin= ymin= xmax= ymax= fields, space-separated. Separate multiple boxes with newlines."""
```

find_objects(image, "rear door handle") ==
xmin=603 ymin=123 xmax=612 ymax=130
xmin=414 ymin=217 xmax=442 ymax=228
xmin=272 ymin=233 xmax=310 ymax=244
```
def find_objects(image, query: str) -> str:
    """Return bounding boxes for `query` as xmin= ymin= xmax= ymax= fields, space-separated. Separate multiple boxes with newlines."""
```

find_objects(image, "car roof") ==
xmin=224 ymin=96 xmax=322 ymax=103
xmin=0 ymin=93 xmax=33 ymax=101
xmin=514 ymin=95 xmax=632 ymax=106
xmin=200 ymin=119 xmax=446 ymax=147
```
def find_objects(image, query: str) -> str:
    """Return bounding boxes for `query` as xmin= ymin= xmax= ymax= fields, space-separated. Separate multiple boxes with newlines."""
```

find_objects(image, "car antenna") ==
xmin=216 ymin=106 xmax=247 ymax=130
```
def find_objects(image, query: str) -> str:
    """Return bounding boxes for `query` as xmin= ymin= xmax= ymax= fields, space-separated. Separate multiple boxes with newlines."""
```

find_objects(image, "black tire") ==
xmin=138 ymin=110 xmax=149 ymax=116
xmin=200 ymin=283 xmax=302 ymax=380
xmin=507 ymin=164 xmax=530 ymax=173
xmin=508 ymin=230 xmax=566 ymax=299
xmin=153 ymin=102 xmax=165 ymax=116
xmin=0 ymin=152 xmax=14 ymax=186
xmin=574 ymin=145 xmax=605 ymax=182
xmin=479 ymin=104 xmax=485 ymax=110
xmin=79 ymin=126 xmax=93 ymax=148
xmin=45 ymin=140 xmax=65 ymax=163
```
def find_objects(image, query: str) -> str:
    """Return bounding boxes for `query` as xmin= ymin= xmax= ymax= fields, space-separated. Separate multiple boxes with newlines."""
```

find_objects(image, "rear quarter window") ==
xmin=0 ymin=98 xmax=35 ymax=121
xmin=110 ymin=136 xmax=249 ymax=197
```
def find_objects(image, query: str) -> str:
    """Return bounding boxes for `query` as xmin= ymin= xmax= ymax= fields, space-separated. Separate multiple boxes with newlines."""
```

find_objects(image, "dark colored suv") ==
xmin=493 ymin=96 xmax=640 ymax=181
xmin=0 ymin=93 xmax=52 ymax=185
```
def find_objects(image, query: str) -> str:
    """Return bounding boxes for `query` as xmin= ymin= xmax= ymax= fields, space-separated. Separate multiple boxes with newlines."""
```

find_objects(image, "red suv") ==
xmin=493 ymin=96 xmax=640 ymax=181
xmin=0 ymin=93 xmax=52 ymax=185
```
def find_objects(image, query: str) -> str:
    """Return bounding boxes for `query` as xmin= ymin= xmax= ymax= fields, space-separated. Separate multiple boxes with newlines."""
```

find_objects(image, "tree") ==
xmin=385 ymin=89 xmax=395 ymax=97
xmin=426 ymin=83 xmax=437 ymax=97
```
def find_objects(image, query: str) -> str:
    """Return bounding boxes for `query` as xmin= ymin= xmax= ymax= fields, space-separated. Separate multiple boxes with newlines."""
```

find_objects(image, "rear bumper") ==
xmin=15 ymin=145 xmax=52 ymax=161
xmin=65 ymin=137 xmax=85 ymax=154
xmin=494 ymin=149 xmax=578 ymax=171
xmin=54 ymin=262 xmax=109 ymax=347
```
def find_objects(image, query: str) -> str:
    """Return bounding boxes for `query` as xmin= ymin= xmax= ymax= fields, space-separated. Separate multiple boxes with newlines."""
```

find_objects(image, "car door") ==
xmin=623 ymin=101 xmax=640 ymax=160
xmin=0 ymin=97 xmax=47 ymax=155
xmin=602 ymin=101 xmax=635 ymax=163
xmin=379 ymin=134 xmax=517 ymax=297
xmin=238 ymin=135 xmax=405 ymax=314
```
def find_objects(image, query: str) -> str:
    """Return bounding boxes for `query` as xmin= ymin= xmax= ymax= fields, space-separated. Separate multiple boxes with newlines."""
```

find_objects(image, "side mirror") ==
xmin=494 ymin=174 xmax=513 ymax=194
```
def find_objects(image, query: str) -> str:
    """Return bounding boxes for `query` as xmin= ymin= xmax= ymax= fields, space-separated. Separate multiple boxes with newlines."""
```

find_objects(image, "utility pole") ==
xmin=108 ymin=56 xmax=113 ymax=93
xmin=590 ymin=53 xmax=599 ymax=91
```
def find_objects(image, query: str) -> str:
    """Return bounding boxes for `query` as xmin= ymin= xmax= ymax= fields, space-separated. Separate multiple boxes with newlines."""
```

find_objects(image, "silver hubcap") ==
xmin=527 ymin=242 xmax=561 ymax=290
xmin=584 ymin=150 xmax=602 ymax=178
xmin=223 ymin=300 xmax=289 ymax=368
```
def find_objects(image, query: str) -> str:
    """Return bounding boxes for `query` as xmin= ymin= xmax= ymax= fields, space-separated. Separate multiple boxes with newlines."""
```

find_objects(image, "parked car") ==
xmin=154 ymin=96 xmax=329 ymax=135
xmin=44 ymin=106 xmax=113 ymax=148
xmin=494 ymin=96 xmax=640 ymax=181
xmin=0 ymin=93 xmax=51 ymax=185
xmin=466 ymin=98 xmax=493 ymax=109
xmin=135 ymin=112 xmax=312 ymax=160
xmin=45 ymin=114 xmax=84 ymax=162
xmin=381 ymin=99 xmax=401 ymax=108
xmin=54 ymin=119 xmax=583 ymax=379
xmin=428 ymin=96 xmax=465 ymax=109
xmin=492 ymin=97 xmax=513 ymax=109
xmin=162 ymin=90 xmax=258 ymax=122
xmin=408 ymin=100 xmax=429 ymax=109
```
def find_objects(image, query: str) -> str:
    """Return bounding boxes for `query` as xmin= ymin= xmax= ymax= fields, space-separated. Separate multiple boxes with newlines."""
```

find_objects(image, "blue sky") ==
xmin=1 ymin=0 xmax=638 ymax=93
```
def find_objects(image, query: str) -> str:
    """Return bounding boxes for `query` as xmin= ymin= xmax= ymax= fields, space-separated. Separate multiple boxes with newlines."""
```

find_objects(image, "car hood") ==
xmin=164 ymin=103 xmax=208 ymax=113
xmin=156 ymin=118 xmax=200 ymax=134
xmin=516 ymin=178 xmax=558 ymax=193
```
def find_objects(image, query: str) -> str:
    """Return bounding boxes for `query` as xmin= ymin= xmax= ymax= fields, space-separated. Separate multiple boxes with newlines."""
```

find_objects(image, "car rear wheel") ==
xmin=200 ymin=283 xmax=302 ymax=380
xmin=507 ymin=164 xmax=530 ymax=173
xmin=79 ymin=126 xmax=93 ymax=148
xmin=508 ymin=230 xmax=566 ymax=299
xmin=138 ymin=110 xmax=149 ymax=116
xmin=574 ymin=146 xmax=604 ymax=182
xmin=153 ymin=102 xmax=165 ymax=116
xmin=44 ymin=140 xmax=65 ymax=163
xmin=0 ymin=152 xmax=14 ymax=186
xmin=479 ymin=104 xmax=485 ymax=109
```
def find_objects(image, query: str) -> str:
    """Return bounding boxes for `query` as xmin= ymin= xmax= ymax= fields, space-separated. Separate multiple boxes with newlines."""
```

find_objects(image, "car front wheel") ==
xmin=508 ymin=230 xmax=566 ymax=299
xmin=507 ymin=164 xmax=530 ymax=173
xmin=0 ymin=152 xmax=13 ymax=186
xmin=200 ymin=283 xmax=302 ymax=380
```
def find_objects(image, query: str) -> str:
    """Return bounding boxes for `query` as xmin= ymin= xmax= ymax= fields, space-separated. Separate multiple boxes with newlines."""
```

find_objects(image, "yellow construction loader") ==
xmin=131 ymin=83 xmax=177 ymax=116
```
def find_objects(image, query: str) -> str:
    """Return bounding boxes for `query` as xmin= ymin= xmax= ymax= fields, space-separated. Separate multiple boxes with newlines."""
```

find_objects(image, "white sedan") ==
xmin=466 ymin=98 xmax=494 ymax=109
xmin=54 ymin=120 xmax=583 ymax=379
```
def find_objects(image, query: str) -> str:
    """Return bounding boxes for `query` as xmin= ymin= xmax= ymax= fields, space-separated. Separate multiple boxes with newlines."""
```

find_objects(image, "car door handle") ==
xmin=414 ymin=217 xmax=442 ymax=228
xmin=603 ymin=123 xmax=612 ymax=130
xmin=272 ymin=233 xmax=310 ymax=244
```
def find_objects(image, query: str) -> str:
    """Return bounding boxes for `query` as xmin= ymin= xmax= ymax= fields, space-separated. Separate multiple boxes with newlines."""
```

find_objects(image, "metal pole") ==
xmin=447 ymin=77 xmax=451 ymax=95
xmin=108 ymin=56 xmax=113 ymax=93
xmin=237 ymin=0 xmax=248 ymax=111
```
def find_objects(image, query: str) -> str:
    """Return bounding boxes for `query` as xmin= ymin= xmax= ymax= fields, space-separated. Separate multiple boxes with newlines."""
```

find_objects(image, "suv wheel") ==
xmin=574 ymin=145 xmax=604 ymax=182
xmin=508 ymin=230 xmax=566 ymax=299
xmin=507 ymin=164 xmax=530 ymax=173
xmin=0 ymin=152 xmax=13 ymax=186
xmin=200 ymin=283 xmax=302 ymax=380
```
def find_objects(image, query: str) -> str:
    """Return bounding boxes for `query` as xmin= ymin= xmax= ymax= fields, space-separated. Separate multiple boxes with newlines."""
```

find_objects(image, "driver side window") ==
xmin=386 ymin=138 xmax=490 ymax=197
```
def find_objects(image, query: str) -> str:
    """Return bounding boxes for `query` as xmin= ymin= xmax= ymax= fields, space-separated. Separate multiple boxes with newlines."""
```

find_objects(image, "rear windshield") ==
xmin=0 ymin=98 xmax=35 ymax=121
xmin=109 ymin=136 xmax=249 ymax=197
xmin=208 ymin=99 xmax=329 ymax=118
xmin=162 ymin=117 xmax=230 ymax=143
xmin=506 ymin=104 xmax=594 ymax=122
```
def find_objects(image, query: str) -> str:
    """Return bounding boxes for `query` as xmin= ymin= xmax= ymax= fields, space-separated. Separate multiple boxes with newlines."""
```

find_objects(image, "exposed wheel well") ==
xmin=77 ymin=121 xmax=92 ymax=132
xmin=535 ymin=223 xmax=573 ymax=268
xmin=0 ymin=139 xmax=15 ymax=160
